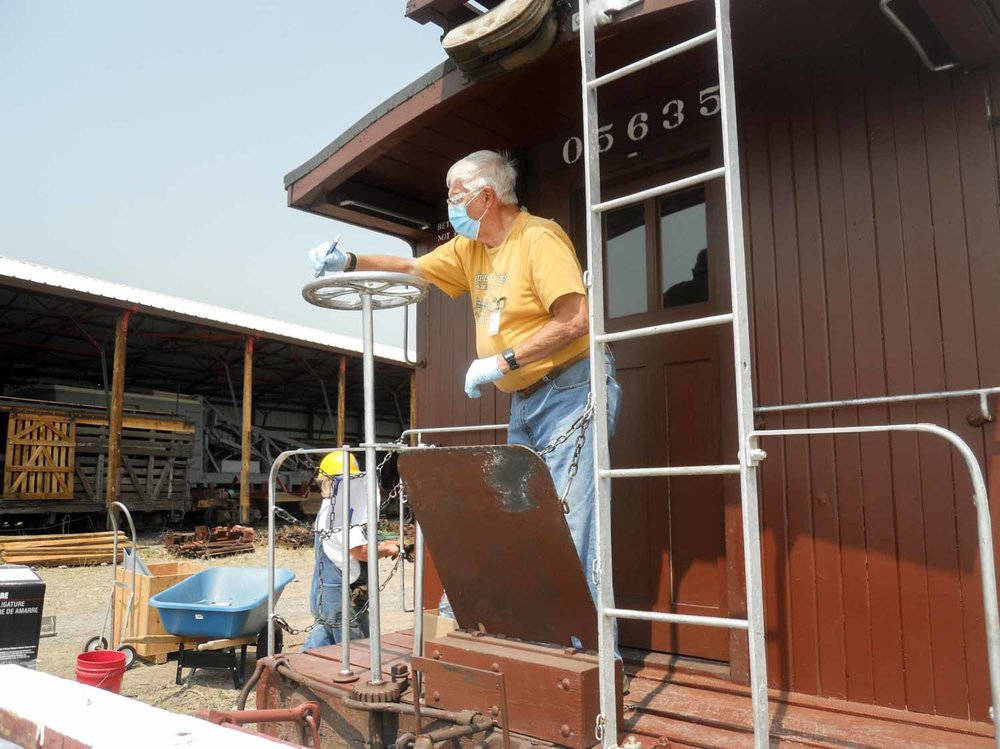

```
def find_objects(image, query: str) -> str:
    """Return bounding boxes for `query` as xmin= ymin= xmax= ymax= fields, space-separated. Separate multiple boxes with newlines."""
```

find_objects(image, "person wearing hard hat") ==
xmin=303 ymin=451 xmax=399 ymax=652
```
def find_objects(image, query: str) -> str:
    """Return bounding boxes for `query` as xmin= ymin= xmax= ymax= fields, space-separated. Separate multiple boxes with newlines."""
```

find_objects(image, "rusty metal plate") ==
xmin=399 ymin=446 xmax=597 ymax=649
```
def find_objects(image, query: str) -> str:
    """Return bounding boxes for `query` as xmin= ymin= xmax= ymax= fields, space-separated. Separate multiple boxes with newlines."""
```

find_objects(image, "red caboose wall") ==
xmin=413 ymin=45 xmax=1000 ymax=721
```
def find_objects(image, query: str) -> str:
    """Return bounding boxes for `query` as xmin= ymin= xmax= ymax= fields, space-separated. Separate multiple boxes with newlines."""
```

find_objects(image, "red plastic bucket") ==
xmin=76 ymin=650 xmax=126 ymax=694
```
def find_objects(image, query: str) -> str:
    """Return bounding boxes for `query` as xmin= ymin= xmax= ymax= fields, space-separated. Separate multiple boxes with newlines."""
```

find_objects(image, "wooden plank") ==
xmin=742 ymin=81 xmax=793 ymax=688
xmin=862 ymin=49 xmax=912 ymax=712
xmin=890 ymin=56 xmax=950 ymax=716
xmin=105 ymin=311 xmax=130 ymax=508
xmin=956 ymin=64 xmax=1000 ymax=721
xmin=74 ymin=415 xmax=195 ymax=433
xmin=240 ymin=336 xmax=253 ymax=525
xmin=921 ymin=63 xmax=985 ymax=719
xmin=795 ymin=58 xmax=849 ymax=702
xmin=766 ymin=60 xmax=820 ymax=696
xmin=832 ymin=52 xmax=892 ymax=707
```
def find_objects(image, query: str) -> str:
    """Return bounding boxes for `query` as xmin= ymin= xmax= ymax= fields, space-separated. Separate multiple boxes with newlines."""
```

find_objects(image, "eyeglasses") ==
xmin=446 ymin=187 xmax=484 ymax=208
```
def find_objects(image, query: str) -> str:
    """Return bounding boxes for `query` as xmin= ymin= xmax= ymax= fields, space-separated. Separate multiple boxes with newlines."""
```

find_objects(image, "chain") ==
xmin=298 ymin=452 xmax=407 ymax=634
xmin=535 ymin=394 xmax=594 ymax=513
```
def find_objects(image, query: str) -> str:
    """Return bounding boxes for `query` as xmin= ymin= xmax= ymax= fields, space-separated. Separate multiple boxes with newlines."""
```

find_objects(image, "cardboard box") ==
xmin=114 ymin=560 xmax=204 ymax=662
xmin=0 ymin=565 xmax=45 ymax=665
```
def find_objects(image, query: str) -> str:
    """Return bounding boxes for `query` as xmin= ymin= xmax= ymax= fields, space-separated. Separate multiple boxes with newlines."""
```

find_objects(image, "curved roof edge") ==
xmin=283 ymin=59 xmax=455 ymax=190
xmin=0 ymin=255 xmax=413 ymax=366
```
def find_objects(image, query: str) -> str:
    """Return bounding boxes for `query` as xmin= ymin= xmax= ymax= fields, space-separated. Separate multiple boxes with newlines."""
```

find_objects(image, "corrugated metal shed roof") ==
xmin=0 ymin=255 xmax=412 ymax=365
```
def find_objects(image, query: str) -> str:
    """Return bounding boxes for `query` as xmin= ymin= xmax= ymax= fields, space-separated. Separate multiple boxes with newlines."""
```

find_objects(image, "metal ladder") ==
xmin=577 ymin=1 xmax=769 ymax=747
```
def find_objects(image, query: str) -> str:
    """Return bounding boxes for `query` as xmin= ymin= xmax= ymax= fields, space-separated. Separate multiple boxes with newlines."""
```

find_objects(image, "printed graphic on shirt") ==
xmin=472 ymin=273 xmax=509 ymax=326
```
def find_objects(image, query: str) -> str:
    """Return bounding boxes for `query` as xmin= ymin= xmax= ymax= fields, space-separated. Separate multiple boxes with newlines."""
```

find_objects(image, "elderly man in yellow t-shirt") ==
xmin=308 ymin=150 xmax=623 ymax=650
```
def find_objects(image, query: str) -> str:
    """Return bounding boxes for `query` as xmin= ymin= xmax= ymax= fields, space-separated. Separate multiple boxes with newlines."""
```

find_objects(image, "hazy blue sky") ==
xmin=0 ymin=3 xmax=447 ymax=348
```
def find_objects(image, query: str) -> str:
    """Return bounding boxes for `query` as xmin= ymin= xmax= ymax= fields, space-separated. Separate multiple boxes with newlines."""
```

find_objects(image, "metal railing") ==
xmin=755 ymin=386 xmax=999 ymax=423
xmin=749 ymin=423 xmax=1000 ymax=747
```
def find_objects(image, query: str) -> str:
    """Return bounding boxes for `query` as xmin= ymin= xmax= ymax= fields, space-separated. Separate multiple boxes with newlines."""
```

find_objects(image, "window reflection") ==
xmin=660 ymin=190 xmax=708 ymax=308
xmin=605 ymin=204 xmax=647 ymax=319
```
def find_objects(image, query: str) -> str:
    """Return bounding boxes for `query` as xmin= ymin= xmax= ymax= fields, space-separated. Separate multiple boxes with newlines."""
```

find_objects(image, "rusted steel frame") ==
xmin=237 ymin=659 xmax=268 ymax=709
xmin=197 ymin=702 xmax=322 ymax=748
xmin=240 ymin=336 xmax=254 ymax=525
xmin=394 ymin=716 xmax=495 ymax=749
xmin=337 ymin=355 xmax=347 ymax=445
xmin=105 ymin=310 xmax=130 ymax=508
xmin=411 ymin=655 xmax=511 ymax=749
xmin=269 ymin=658 xmax=480 ymax=723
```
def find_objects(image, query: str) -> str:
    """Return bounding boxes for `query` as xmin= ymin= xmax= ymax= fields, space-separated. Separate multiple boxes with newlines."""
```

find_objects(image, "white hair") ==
xmin=446 ymin=150 xmax=518 ymax=204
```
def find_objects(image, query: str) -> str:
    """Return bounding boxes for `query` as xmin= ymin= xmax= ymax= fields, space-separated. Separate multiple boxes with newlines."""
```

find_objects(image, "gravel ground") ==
xmin=28 ymin=529 xmax=415 ymax=715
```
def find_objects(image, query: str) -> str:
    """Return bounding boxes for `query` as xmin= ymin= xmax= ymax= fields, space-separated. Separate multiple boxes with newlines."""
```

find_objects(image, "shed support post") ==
xmin=105 ymin=311 xmax=130 ymax=509
xmin=337 ymin=355 xmax=347 ymax=446
xmin=240 ymin=336 xmax=254 ymax=525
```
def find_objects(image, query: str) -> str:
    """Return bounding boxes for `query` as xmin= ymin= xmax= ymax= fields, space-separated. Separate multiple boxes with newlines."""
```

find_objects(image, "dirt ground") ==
xmin=28 ymin=529 xmax=415 ymax=716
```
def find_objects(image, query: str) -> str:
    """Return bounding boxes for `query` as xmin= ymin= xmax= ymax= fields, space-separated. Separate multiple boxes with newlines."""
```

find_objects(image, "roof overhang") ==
xmin=286 ymin=0 xmax=1000 ymax=240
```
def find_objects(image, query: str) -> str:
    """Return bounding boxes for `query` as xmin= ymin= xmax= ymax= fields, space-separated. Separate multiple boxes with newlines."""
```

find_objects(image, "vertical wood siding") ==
xmin=744 ymin=50 xmax=1000 ymax=720
xmin=413 ymin=47 xmax=1000 ymax=721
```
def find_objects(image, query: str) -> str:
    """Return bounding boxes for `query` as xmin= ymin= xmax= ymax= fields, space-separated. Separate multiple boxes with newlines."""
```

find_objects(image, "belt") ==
xmin=516 ymin=351 xmax=590 ymax=398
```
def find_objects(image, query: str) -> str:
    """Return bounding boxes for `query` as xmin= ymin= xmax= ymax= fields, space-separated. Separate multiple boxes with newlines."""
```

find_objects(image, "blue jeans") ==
xmin=303 ymin=534 xmax=369 ymax=651
xmin=440 ymin=353 xmax=623 ymax=650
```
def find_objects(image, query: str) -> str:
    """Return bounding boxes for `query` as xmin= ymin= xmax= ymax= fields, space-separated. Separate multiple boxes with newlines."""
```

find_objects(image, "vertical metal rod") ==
xmin=715 ymin=0 xmax=769 ymax=743
xmin=413 ymin=522 xmax=425 ymax=658
xmin=340 ymin=447 xmax=355 ymax=675
xmin=400 ymin=487 xmax=409 ymax=611
xmin=577 ymin=4 xmax=618 ymax=746
xmin=267 ymin=459 xmax=277 ymax=656
xmin=361 ymin=292 xmax=383 ymax=683
xmin=404 ymin=371 xmax=417 ymax=613
xmin=414 ymin=432 xmax=426 ymax=660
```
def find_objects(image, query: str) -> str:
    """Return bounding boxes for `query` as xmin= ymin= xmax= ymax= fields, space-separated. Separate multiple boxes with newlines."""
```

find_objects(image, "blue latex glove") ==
xmin=464 ymin=356 xmax=504 ymax=399
xmin=308 ymin=235 xmax=346 ymax=276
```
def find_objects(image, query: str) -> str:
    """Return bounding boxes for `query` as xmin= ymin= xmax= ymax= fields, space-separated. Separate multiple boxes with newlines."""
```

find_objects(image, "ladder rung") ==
xmin=589 ymin=29 xmax=718 ymax=90
xmin=605 ymin=607 xmax=750 ymax=630
xmin=602 ymin=464 xmax=741 ymax=478
xmin=592 ymin=167 xmax=725 ymax=213
xmin=596 ymin=312 xmax=733 ymax=344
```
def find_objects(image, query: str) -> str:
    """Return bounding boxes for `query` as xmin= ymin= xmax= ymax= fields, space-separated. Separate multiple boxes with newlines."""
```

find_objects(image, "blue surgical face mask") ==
xmin=448 ymin=190 xmax=487 ymax=240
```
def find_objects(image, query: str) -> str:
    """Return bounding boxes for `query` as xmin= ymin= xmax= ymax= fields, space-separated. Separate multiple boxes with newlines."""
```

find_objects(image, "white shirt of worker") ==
xmin=313 ymin=474 xmax=371 ymax=585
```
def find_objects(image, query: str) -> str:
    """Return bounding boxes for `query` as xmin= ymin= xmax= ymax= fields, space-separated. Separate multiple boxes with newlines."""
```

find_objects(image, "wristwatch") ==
xmin=345 ymin=252 xmax=358 ymax=272
xmin=502 ymin=347 xmax=519 ymax=371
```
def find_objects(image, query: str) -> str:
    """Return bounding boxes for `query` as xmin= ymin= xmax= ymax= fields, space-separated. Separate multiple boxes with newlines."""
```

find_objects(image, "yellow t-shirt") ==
xmin=415 ymin=210 xmax=589 ymax=393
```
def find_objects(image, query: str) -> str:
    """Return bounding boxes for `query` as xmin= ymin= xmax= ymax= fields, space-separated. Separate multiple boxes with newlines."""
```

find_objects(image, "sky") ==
xmin=0 ymin=3 xmax=448 ymax=349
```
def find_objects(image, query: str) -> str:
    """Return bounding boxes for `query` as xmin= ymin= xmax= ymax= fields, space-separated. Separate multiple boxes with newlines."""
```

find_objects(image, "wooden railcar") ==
xmin=0 ymin=398 xmax=194 ymax=523
xmin=281 ymin=0 xmax=1000 ymax=743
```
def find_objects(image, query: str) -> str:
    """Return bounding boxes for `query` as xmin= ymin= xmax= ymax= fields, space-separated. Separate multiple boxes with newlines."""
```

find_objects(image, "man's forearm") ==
xmin=353 ymin=254 xmax=422 ymax=276
xmin=493 ymin=293 xmax=589 ymax=374
xmin=500 ymin=318 xmax=586 ymax=372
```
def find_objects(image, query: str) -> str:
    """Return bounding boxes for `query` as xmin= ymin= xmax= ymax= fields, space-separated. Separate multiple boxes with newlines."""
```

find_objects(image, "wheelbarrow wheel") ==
xmin=255 ymin=626 xmax=283 ymax=661
xmin=117 ymin=644 xmax=137 ymax=669
xmin=83 ymin=635 xmax=108 ymax=653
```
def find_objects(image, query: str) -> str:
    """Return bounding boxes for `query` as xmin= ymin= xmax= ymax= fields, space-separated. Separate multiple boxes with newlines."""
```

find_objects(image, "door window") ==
xmin=660 ymin=190 xmax=708 ymax=309
xmin=604 ymin=204 xmax=648 ymax=319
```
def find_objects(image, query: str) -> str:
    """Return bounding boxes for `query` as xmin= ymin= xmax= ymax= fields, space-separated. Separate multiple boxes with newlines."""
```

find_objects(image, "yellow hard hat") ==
xmin=319 ymin=451 xmax=360 ymax=477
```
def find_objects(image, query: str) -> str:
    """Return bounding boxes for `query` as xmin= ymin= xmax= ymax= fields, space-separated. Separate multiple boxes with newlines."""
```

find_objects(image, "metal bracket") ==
xmin=594 ymin=0 xmax=643 ymax=26
xmin=591 ymin=559 xmax=601 ymax=586
xmin=583 ymin=269 xmax=593 ymax=288
xmin=741 ymin=436 xmax=767 ymax=467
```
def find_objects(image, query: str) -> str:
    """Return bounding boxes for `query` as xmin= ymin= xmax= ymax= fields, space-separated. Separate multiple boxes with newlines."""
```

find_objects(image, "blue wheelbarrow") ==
xmin=150 ymin=566 xmax=295 ymax=687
